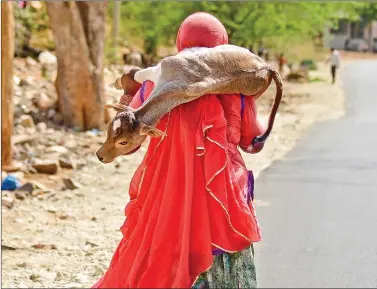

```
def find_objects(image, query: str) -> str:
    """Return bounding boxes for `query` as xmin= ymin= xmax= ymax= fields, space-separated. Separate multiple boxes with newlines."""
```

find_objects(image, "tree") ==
xmin=1 ymin=2 xmax=15 ymax=170
xmin=114 ymin=2 xmax=364 ymax=56
xmin=111 ymin=1 xmax=120 ymax=56
xmin=354 ymin=3 xmax=377 ymax=50
xmin=117 ymin=2 xmax=186 ymax=63
xmin=46 ymin=2 xmax=106 ymax=130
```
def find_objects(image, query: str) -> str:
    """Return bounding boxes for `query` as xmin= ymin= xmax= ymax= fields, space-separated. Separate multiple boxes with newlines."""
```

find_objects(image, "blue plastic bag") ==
xmin=1 ymin=175 xmax=21 ymax=191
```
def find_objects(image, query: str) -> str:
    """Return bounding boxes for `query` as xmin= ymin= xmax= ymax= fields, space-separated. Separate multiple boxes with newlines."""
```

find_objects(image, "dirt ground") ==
xmin=1 ymin=61 xmax=346 ymax=288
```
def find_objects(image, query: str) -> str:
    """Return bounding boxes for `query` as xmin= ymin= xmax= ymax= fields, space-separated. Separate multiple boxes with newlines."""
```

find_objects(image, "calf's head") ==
xmin=96 ymin=104 xmax=166 ymax=164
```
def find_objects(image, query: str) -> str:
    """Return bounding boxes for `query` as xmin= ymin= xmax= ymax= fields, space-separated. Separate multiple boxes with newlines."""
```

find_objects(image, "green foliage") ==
xmin=105 ymin=42 xmax=121 ymax=65
xmin=309 ymin=77 xmax=324 ymax=83
xmin=300 ymin=59 xmax=318 ymax=71
xmin=354 ymin=3 xmax=377 ymax=25
xmin=13 ymin=2 xmax=51 ymax=55
xmin=108 ymin=1 xmax=368 ymax=57
xmin=15 ymin=1 xmax=374 ymax=61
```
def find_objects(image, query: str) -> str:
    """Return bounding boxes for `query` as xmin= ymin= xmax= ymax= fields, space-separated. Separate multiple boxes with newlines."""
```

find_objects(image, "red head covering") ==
xmin=176 ymin=12 xmax=228 ymax=52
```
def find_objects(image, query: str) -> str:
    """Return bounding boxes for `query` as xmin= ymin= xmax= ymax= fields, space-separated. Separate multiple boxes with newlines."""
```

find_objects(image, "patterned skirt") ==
xmin=192 ymin=245 xmax=257 ymax=288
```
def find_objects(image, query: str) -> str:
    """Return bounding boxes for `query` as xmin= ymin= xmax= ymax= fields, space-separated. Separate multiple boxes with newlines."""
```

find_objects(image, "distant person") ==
xmin=278 ymin=53 xmax=287 ymax=73
xmin=373 ymin=38 xmax=377 ymax=53
xmin=264 ymin=48 xmax=269 ymax=61
xmin=18 ymin=1 xmax=27 ymax=8
xmin=344 ymin=38 xmax=350 ymax=51
xmin=326 ymin=48 xmax=340 ymax=84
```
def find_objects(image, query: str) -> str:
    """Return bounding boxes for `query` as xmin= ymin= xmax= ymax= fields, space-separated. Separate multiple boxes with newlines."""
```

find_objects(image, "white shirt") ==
xmin=329 ymin=50 xmax=340 ymax=67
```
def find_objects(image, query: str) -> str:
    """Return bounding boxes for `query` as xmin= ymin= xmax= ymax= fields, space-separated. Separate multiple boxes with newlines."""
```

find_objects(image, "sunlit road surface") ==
xmin=255 ymin=60 xmax=377 ymax=288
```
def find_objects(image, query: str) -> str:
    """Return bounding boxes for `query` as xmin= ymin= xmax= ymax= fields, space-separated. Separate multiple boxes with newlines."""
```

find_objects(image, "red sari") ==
xmin=94 ymin=12 xmax=264 ymax=288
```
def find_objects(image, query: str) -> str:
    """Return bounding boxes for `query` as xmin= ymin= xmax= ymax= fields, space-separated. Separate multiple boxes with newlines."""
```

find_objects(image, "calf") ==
xmin=97 ymin=45 xmax=283 ymax=163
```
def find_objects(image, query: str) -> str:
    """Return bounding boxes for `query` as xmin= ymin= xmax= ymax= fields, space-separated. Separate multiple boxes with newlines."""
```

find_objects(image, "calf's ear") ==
xmin=104 ymin=103 xmax=127 ymax=113
xmin=111 ymin=77 xmax=123 ymax=90
xmin=139 ymin=123 xmax=166 ymax=138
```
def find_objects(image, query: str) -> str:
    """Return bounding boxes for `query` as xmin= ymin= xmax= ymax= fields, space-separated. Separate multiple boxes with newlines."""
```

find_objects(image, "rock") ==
xmin=1 ymin=171 xmax=6 ymax=182
xmin=26 ymin=56 xmax=37 ymax=66
xmin=20 ymin=76 xmax=34 ymax=86
xmin=47 ymin=146 xmax=69 ymax=155
xmin=52 ymin=112 xmax=64 ymax=124
xmin=13 ymin=75 xmax=21 ymax=86
xmin=30 ymin=1 xmax=43 ymax=9
xmin=17 ymin=182 xmax=34 ymax=194
xmin=63 ymin=178 xmax=81 ymax=190
xmin=1 ymin=244 xmax=16 ymax=250
xmin=36 ymin=122 xmax=47 ymax=133
xmin=73 ymin=273 xmax=89 ymax=284
xmin=38 ymin=51 xmax=57 ymax=66
xmin=59 ymin=157 xmax=75 ymax=169
xmin=34 ymin=93 xmax=55 ymax=110
xmin=46 ymin=128 xmax=55 ymax=134
xmin=12 ymin=134 xmax=37 ymax=145
xmin=32 ymin=160 xmax=58 ymax=175
xmin=32 ymin=190 xmax=48 ymax=197
xmin=19 ymin=114 xmax=35 ymax=128
xmin=31 ymin=180 xmax=49 ymax=191
xmin=25 ymin=127 xmax=36 ymax=134
xmin=85 ymin=129 xmax=100 ymax=137
xmin=32 ymin=243 xmax=57 ymax=250
xmin=93 ymin=265 xmax=105 ymax=276
xmin=2 ymin=196 xmax=14 ymax=208
xmin=76 ymin=161 xmax=86 ymax=170
xmin=47 ymin=108 xmax=55 ymax=119
xmin=58 ymin=213 xmax=74 ymax=220
xmin=15 ymin=191 xmax=27 ymax=200
xmin=17 ymin=262 xmax=27 ymax=268
xmin=91 ymin=216 xmax=97 ymax=221
xmin=81 ymin=142 xmax=91 ymax=148
xmin=11 ymin=171 xmax=24 ymax=180
xmin=30 ymin=273 xmax=41 ymax=282
xmin=14 ymin=124 xmax=25 ymax=134
xmin=64 ymin=140 xmax=77 ymax=149
xmin=85 ymin=240 xmax=98 ymax=247
xmin=2 ymin=161 xmax=23 ymax=173
xmin=46 ymin=206 xmax=57 ymax=213
xmin=54 ymin=271 xmax=69 ymax=282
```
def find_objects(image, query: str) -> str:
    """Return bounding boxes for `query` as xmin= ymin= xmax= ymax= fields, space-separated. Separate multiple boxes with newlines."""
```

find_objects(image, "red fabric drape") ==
xmin=94 ymin=95 xmax=260 ymax=288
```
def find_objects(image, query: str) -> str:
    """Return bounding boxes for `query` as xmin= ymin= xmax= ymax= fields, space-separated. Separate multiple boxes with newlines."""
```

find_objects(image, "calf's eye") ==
xmin=119 ymin=141 xmax=128 ymax=145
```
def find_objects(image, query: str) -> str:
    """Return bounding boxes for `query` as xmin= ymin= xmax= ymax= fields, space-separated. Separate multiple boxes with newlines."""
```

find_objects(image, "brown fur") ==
xmin=113 ymin=68 xmax=142 ymax=97
xmin=97 ymin=45 xmax=283 ymax=163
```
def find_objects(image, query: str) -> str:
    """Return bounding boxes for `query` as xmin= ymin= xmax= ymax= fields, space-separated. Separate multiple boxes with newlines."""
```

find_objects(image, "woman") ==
xmin=94 ymin=12 xmax=265 ymax=288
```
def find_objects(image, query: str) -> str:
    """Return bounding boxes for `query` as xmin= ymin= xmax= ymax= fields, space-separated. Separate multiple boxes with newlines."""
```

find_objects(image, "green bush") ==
xmin=300 ymin=59 xmax=318 ymax=71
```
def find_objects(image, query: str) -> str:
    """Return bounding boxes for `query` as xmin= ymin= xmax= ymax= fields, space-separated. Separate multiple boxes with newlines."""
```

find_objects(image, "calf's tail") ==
xmin=252 ymin=67 xmax=283 ymax=147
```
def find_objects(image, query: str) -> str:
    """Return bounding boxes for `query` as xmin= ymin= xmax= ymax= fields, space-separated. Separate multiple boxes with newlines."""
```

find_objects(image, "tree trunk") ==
xmin=1 ymin=2 xmax=14 ymax=169
xmin=112 ymin=1 xmax=120 ymax=44
xmin=46 ymin=1 xmax=105 ymax=130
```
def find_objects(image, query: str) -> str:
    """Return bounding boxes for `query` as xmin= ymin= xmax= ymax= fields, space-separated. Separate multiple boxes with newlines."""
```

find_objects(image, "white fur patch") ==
xmin=134 ymin=65 xmax=161 ymax=84
xmin=113 ymin=118 xmax=121 ymax=132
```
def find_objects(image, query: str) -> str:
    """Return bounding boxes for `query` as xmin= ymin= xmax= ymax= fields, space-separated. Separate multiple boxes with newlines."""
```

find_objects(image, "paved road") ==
xmin=255 ymin=61 xmax=377 ymax=288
